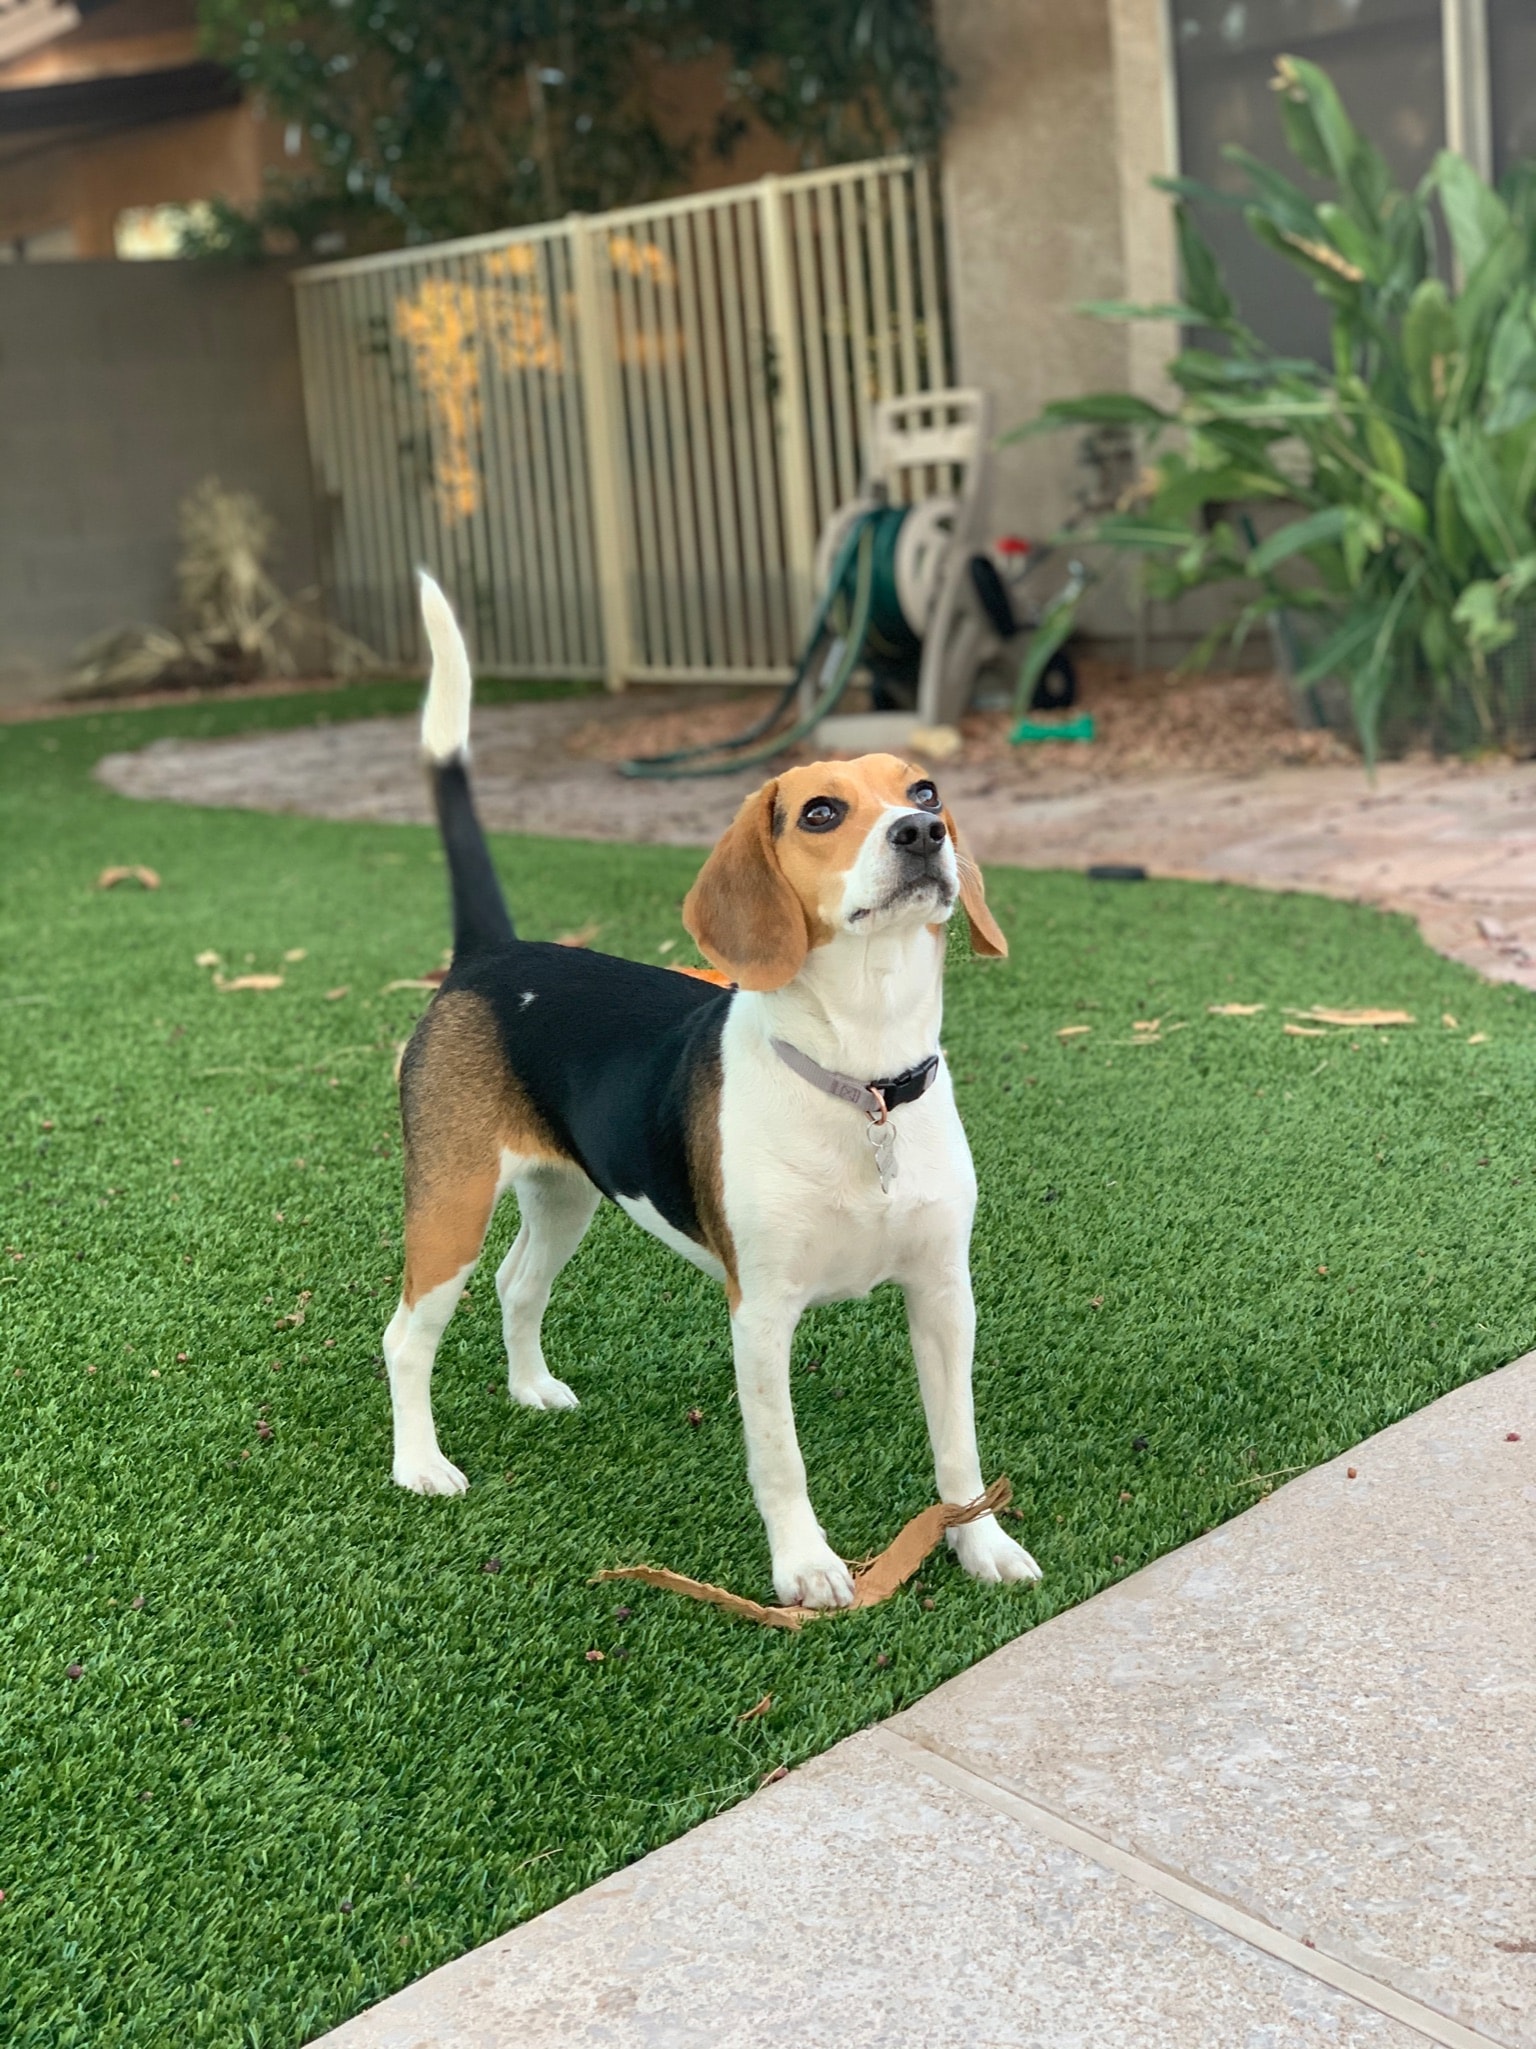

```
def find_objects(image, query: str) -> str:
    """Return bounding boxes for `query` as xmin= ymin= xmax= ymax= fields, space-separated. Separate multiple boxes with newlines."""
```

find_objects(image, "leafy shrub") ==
xmin=1012 ymin=55 xmax=1536 ymax=761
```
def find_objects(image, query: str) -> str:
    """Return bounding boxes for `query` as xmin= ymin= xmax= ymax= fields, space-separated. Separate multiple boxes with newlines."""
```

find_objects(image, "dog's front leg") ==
xmin=903 ymin=1265 xmax=1042 ymax=1586
xmin=731 ymin=1292 xmax=854 ymax=1610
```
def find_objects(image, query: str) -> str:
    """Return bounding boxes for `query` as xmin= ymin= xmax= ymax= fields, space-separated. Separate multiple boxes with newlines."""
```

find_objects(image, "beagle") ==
xmin=384 ymin=575 xmax=1040 ymax=1607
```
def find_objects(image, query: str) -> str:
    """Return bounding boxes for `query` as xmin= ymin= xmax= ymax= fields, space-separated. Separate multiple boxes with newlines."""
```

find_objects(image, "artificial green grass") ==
xmin=3 ymin=686 xmax=1535 ymax=2047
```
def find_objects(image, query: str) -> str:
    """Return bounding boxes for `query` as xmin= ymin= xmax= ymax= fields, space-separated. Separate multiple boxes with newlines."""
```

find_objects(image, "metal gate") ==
xmin=291 ymin=157 xmax=951 ymax=686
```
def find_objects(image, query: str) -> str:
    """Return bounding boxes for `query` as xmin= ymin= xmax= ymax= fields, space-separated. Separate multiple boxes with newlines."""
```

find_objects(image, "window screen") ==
xmin=1172 ymin=0 xmax=1445 ymax=359
xmin=1488 ymin=0 xmax=1536 ymax=181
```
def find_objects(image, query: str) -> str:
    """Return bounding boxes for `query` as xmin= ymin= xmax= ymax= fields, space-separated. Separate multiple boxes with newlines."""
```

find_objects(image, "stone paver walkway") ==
xmin=96 ymin=697 xmax=1536 ymax=992
xmin=314 ymin=1354 xmax=1535 ymax=2049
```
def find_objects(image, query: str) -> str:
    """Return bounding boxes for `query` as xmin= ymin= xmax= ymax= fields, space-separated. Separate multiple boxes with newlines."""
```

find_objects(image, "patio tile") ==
xmin=312 ymin=1728 xmax=1422 ymax=2049
xmin=894 ymin=1353 xmax=1536 ymax=2047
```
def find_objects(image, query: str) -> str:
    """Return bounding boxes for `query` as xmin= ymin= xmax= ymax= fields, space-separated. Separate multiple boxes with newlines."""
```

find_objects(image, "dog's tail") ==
xmin=418 ymin=570 xmax=515 ymax=958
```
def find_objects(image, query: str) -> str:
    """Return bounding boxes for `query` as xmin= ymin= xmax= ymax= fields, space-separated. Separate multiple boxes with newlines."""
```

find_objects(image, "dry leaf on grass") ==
xmin=1286 ymin=1006 xmax=1414 ymax=1027
xmin=595 ymin=1478 xmax=1011 ymax=1631
xmin=381 ymin=978 xmax=439 ymax=994
xmin=1468 ymin=1032 xmax=1489 ymax=1045
xmin=195 ymin=950 xmax=221 ymax=968
xmin=214 ymin=973 xmax=283 ymax=993
xmin=97 ymin=865 xmax=160 ymax=891
xmin=1283 ymin=1023 xmax=1328 ymax=1037
xmin=1056 ymin=1025 xmax=1091 ymax=1039
xmin=283 ymin=948 xmax=308 ymax=963
xmin=735 ymin=1693 xmax=773 ymax=1724
xmin=1133 ymin=1018 xmax=1161 ymax=1032
xmin=555 ymin=922 xmax=602 ymax=949
xmin=1208 ymin=1002 xmax=1266 ymax=1016
xmin=274 ymin=1289 xmax=311 ymax=1330
xmin=325 ymin=987 xmax=350 ymax=1002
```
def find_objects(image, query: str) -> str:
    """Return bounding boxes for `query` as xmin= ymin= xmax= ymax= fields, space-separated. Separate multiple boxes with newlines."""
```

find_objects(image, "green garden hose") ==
xmin=622 ymin=504 xmax=905 ymax=779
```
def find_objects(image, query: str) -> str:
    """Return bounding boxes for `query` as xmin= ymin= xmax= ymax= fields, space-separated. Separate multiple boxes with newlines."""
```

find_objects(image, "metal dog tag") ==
xmin=867 ymin=1117 xmax=897 ymax=1193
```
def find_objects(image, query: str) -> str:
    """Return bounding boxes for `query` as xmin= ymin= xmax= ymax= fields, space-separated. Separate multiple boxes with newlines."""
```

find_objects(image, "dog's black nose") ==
xmin=888 ymin=811 xmax=948 ymax=856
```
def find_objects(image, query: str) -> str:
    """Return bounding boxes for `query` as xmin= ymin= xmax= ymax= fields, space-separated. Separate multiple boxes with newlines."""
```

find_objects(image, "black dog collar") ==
xmin=772 ymin=1038 xmax=940 ymax=1120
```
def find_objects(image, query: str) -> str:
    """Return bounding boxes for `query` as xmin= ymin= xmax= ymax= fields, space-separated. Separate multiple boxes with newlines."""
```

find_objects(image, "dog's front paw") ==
xmin=949 ymin=1513 xmax=1042 ymax=1585
xmin=393 ymin=1447 xmax=469 ymax=1496
xmin=509 ymin=1371 xmax=580 ymax=1411
xmin=773 ymin=1541 xmax=856 ymax=1611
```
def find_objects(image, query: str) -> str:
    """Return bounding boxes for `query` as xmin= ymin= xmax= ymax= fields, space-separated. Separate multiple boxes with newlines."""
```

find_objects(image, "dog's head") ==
xmin=682 ymin=754 xmax=1006 ymax=993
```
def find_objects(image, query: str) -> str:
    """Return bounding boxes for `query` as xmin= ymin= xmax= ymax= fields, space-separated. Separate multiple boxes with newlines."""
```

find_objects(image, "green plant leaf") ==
xmin=1433 ymin=149 xmax=1511 ymax=276
xmin=1440 ymin=425 xmax=1535 ymax=567
xmin=1434 ymin=464 xmax=1478 ymax=582
xmin=1075 ymin=299 xmax=1202 ymax=324
xmin=1002 ymin=393 xmax=1172 ymax=442
xmin=1316 ymin=201 xmax=1384 ymax=283
xmin=1452 ymin=579 xmax=1519 ymax=653
xmin=1153 ymin=464 xmax=1288 ymax=521
xmin=1013 ymin=594 xmax=1080 ymax=713
xmin=1221 ymin=147 xmax=1323 ymax=239
xmin=1296 ymin=602 xmax=1392 ymax=688
xmin=1175 ymin=204 xmax=1234 ymax=327
xmin=1246 ymin=506 xmax=1352 ymax=575
xmin=1087 ymin=515 xmax=1197 ymax=550
xmin=1365 ymin=415 xmax=1408 ymax=484
xmin=1402 ymin=279 xmax=1457 ymax=419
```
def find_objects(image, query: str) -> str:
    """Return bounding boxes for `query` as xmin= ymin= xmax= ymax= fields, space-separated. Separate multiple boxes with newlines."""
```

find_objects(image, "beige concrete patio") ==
xmin=96 ymin=689 xmax=1536 ymax=994
xmin=312 ymin=1352 xmax=1535 ymax=2049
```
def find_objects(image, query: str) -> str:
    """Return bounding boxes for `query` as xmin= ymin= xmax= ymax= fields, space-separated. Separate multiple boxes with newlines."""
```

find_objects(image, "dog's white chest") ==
xmin=716 ymin=1016 xmax=975 ymax=1303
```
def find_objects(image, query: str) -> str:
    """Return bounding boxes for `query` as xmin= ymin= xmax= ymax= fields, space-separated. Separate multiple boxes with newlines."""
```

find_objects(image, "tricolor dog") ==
xmin=385 ymin=573 xmax=1040 ymax=1608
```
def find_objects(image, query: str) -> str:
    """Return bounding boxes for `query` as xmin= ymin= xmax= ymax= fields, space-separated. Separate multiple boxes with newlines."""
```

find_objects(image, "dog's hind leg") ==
xmin=496 ymin=1163 xmax=600 ymax=1410
xmin=386 ymin=1170 xmax=499 ymax=1496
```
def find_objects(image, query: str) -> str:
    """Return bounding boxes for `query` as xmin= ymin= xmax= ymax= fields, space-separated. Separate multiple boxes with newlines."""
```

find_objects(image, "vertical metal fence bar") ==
xmin=816 ymin=182 xmax=857 ymax=509
xmin=838 ymin=179 xmax=874 ymax=488
xmin=913 ymin=159 xmax=948 ymax=390
xmin=472 ymin=250 xmax=529 ymax=667
xmin=672 ymin=208 xmax=729 ymax=668
xmin=654 ymin=213 xmax=708 ymax=667
xmin=497 ymin=247 xmax=557 ymax=668
xmin=891 ymin=172 xmax=921 ymax=400
xmin=550 ymin=235 xmax=603 ymax=674
xmin=615 ymin=228 xmax=665 ymax=671
xmin=693 ymin=208 xmax=748 ymax=669
xmin=759 ymin=175 xmax=816 ymax=650
xmin=357 ymin=267 xmax=416 ymax=660
xmin=716 ymin=201 xmax=769 ymax=668
xmin=320 ymin=280 xmax=375 ymax=651
xmin=864 ymin=169 xmax=896 ymax=409
xmin=791 ymin=184 xmax=835 ymax=537
xmin=533 ymin=236 xmax=583 ymax=671
xmin=742 ymin=199 xmax=794 ymax=660
xmin=569 ymin=217 xmax=631 ymax=689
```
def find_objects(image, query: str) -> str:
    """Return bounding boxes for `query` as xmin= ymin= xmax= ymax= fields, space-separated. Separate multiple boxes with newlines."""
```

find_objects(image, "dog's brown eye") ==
xmin=798 ymin=796 xmax=846 ymax=833
xmin=909 ymin=780 xmax=940 ymax=810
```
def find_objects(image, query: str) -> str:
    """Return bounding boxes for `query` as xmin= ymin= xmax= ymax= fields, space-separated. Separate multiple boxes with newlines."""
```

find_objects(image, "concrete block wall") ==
xmin=0 ymin=261 xmax=317 ymax=700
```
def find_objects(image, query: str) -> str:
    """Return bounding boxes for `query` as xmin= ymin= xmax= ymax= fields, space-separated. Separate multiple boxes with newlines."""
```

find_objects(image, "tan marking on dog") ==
xmin=400 ymin=989 xmax=570 ymax=1303
xmin=684 ymin=1043 xmax=739 ymax=1310
xmin=684 ymin=754 xmax=1005 ymax=987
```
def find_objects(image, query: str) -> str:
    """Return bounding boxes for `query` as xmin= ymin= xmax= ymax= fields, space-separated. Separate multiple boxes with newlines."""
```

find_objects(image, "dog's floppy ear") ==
xmin=944 ymin=807 xmax=1007 ymax=959
xmin=683 ymin=780 xmax=809 ymax=991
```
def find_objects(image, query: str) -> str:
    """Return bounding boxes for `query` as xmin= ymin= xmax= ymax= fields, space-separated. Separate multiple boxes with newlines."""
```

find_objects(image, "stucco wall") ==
xmin=0 ymin=261 xmax=317 ymax=697
xmin=936 ymin=0 xmax=1184 ymax=648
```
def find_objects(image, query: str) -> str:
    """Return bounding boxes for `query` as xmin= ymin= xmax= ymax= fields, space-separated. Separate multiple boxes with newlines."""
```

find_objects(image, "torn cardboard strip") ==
xmin=595 ymin=1477 xmax=1013 ymax=1631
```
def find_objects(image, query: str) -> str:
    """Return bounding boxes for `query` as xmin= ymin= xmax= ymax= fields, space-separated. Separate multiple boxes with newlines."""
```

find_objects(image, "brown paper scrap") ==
xmin=595 ymin=1477 xmax=1013 ymax=1631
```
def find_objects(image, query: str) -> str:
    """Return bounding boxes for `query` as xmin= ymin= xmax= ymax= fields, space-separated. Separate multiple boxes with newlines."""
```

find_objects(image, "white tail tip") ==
xmin=418 ymin=569 xmax=472 ymax=763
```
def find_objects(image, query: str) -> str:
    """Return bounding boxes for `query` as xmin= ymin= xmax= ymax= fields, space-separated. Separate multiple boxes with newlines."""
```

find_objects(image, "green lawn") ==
xmin=3 ymin=684 xmax=1534 ymax=2047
